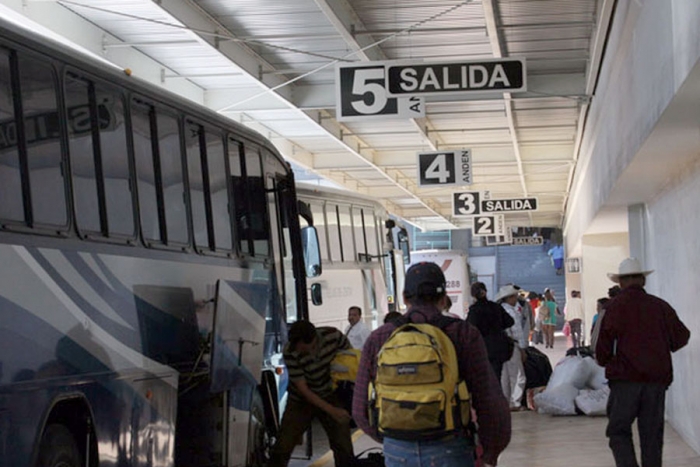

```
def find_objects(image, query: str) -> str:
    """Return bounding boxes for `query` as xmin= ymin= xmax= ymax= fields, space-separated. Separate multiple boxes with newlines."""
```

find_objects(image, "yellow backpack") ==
xmin=368 ymin=313 xmax=471 ymax=440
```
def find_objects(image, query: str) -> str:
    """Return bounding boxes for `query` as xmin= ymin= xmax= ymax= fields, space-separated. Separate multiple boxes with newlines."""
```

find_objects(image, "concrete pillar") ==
xmin=580 ymin=233 xmax=629 ymax=344
xmin=628 ymin=203 xmax=648 ymax=266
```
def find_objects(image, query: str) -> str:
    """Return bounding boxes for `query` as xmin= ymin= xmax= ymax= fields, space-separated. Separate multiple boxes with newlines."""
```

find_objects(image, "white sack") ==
xmin=534 ymin=383 xmax=579 ymax=415
xmin=575 ymin=386 xmax=610 ymax=416
xmin=547 ymin=355 xmax=591 ymax=390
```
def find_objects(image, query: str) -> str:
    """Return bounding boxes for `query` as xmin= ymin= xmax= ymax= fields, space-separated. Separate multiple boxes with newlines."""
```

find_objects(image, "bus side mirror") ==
xmin=301 ymin=226 xmax=322 ymax=278
xmin=310 ymin=283 xmax=322 ymax=306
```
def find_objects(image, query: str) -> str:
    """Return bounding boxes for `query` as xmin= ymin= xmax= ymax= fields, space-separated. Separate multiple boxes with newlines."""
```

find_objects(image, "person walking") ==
xmin=344 ymin=305 xmax=371 ymax=350
xmin=269 ymin=321 xmax=355 ymax=467
xmin=353 ymin=262 xmax=511 ymax=467
xmin=596 ymin=258 xmax=690 ymax=467
xmin=466 ymin=281 xmax=515 ymax=380
xmin=564 ymin=290 xmax=586 ymax=347
xmin=542 ymin=288 xmax=559 ymax=348
xmin=495 ymin=285 xmax=527 ymax=411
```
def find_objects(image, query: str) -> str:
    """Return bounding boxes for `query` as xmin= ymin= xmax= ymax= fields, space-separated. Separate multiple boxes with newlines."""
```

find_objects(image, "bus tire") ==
xmin=247 ymin=390 xmax=270 ymax=467
xmin=36 ymin=424 xmax=81 ymax=467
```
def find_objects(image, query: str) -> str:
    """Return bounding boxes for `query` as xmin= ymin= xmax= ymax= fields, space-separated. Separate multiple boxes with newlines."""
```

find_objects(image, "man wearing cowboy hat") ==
xmin=596 ymin=258 xmax=690 ymax=467
xmin=495 ymin=284 xmax=527 ymax=411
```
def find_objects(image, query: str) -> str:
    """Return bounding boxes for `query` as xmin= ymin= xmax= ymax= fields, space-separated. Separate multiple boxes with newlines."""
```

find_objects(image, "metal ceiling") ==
xmin=17 ymin=0 xmax=612 ymax=231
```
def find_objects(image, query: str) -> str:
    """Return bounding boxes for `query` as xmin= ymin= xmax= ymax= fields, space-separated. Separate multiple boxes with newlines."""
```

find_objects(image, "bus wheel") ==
xmin=36 ymin=424 xmax=81 ymax=467
xmin=247 ymin=391 xmax=270 ymax=466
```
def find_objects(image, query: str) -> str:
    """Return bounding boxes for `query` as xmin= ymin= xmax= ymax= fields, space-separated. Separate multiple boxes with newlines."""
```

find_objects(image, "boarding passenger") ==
xmin=596 ymin=258 xmax=690 ymax=467
xmin=353 ymin=263 xmax=511 ymax=467
xmin=269 ymin=321 xmax=354 ymax=467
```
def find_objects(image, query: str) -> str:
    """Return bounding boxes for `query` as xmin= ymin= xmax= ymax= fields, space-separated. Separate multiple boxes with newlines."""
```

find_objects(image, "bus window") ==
xmin=19 ymin=55 xmax=66 ymax=227
xmin=158 ymin=114 xmax=188 ymax=245
xmin=338 ymin=204 xmax=354 ymax=262
xmin=365 ymin=209 xmax=380 ymax=259
xmin=131 ymin=102 xmax=161 ymax=242
xmin=132 ymin=101 xmax=188 ymax=247
xmin=308 ymin=200 xmax=328 ymax=261
xmin=97 ymin=89 xmax=132 ymax=237
xmin=65 ymin=73 xmax=133 ymax=239
xmin=228 ymin=139 xmax=249 ymax=255
xmin=352 ymin=206 xmax=366 ymax=259
xmin=326 ymin=202 xmax=341 ymax=263
xmin=245 ymin=149 xmax=270 ymax=257
xmin=205 ymin=131 xmax=231 ymax=252
xmin=0 ymin=49 xmax=23 ymax=223
xmin=185 ymin=122 xmax=209 ymax=251
xmin=65 ymin=75 xmax=103 ymax=235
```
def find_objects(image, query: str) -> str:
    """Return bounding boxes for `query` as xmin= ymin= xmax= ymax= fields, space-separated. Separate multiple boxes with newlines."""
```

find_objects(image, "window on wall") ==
xmin=65 ymin=72 xmax=134 ymax=239
xmin=0 ymin=48 xmax=67 ymax=229
xmin=131 ymin=99 xmax=188 ymax=247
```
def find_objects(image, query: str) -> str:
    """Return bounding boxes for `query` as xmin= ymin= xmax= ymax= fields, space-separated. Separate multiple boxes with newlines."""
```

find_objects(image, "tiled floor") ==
xmin=289 ymin=334 xmax=700 ymax=466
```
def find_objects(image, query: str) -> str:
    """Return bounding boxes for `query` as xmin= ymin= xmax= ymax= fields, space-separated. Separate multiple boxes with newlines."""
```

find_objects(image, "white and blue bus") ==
xmin=0 ymin=16 xmax=321 ymax=467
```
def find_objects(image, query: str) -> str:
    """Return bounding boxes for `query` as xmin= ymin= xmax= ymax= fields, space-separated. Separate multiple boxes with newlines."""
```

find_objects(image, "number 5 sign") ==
xmin=417 ymin=150 xmax=472 ymax=187
xmin=336 ymin=63 xmax=425 ymax=121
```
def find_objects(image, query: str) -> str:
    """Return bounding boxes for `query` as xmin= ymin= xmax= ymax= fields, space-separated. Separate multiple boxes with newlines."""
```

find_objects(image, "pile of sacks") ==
xmin=533 ymin=354 xmax=609 ymax=416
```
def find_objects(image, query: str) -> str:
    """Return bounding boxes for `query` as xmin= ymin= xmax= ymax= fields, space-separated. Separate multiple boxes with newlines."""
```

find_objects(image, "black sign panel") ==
xmin=452 ymin=191 xmax=481 ymax=216
xmin=480 ymin=197 xmax=538 ymax=213
xmin=512 ymin=236 xmax=544 ymax=246
xmin=386 ymin=59 xmax=526 ymax=96
xmin=336 ymin=64 xmax=424 ymax=121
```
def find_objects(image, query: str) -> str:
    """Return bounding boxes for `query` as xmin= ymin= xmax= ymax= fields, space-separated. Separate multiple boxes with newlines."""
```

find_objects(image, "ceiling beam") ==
xmin=154 ymin=0 xmax=451 ymax=224
xmin=482 ymin=0 xmax=532 ymax=225
xmin=312 ymin=0 xmax=455 ymax=222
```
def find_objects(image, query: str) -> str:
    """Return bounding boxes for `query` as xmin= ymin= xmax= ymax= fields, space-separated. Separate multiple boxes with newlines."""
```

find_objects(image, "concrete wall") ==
xmin=562 ymin=2 xmax=700 ymax=450
xmin=580 ymin=233 xmax=629 ymax=343
xmin=565 ymin=0 xmax=700 ymax=251
xmin=646 ymin=160 xmax=700 ymax=453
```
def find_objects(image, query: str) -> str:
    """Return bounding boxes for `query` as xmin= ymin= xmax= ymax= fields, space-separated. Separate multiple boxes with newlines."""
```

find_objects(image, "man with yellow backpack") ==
xmin=353 ymin=262 xmax=511 ymax=467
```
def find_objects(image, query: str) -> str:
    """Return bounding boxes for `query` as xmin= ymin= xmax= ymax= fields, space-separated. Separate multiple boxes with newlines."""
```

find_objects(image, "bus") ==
xmin=296 ymin=183 xmax=410 ymax=332
xmin=0 ymin=16 xmax=320 ymax=467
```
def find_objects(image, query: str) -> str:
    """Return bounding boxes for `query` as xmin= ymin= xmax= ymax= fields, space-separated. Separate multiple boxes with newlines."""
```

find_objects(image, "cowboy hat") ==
xmin=495 ymin=284 xmax=519 ymax=302
xmin=607 ymin=257 xmax=654 ymax=283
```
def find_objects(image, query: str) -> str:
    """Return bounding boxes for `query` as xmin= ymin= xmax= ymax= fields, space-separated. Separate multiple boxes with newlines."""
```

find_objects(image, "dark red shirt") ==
xmin=352 ymin=304 xmax=511 ymax=465
xmin=596 ymin=285 xmax=690 ymax=387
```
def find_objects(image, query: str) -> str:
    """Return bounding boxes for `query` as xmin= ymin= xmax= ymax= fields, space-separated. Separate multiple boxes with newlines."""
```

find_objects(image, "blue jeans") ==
xmin=384 ymin=435 xmax=475 ymax=467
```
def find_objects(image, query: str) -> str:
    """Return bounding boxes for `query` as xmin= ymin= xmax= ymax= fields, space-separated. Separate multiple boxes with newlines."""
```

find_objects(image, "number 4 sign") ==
xmin=417 ymin=150 xmax=472 ymax=187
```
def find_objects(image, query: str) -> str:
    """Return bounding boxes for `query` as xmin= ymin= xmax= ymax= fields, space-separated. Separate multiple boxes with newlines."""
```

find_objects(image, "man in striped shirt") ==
xmin=269 ymin=320 xmax=355 ymax=467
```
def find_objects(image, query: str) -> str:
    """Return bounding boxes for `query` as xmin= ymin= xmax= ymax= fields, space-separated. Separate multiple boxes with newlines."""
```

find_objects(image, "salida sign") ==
xmin=481 ymin=197 xmax=538 ymax=213
xmin=387 ymin=58 xmax=526 ymax=96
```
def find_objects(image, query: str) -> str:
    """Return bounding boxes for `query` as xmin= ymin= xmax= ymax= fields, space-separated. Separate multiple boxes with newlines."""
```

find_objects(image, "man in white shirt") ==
xmin=344 ymin=306 xmax=370 ymax=350
xmin=564 ymin=290 xmax=586 ymax=347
